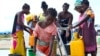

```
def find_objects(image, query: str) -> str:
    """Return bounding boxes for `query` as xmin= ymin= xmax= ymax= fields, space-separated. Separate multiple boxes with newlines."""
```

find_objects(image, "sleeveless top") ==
xmin=59 ymin=18 xmax=69 ymax=27
xmin=38 ymin=13 xmax=46 ymax=21
xmin=79 ymin=7 xmax=96 ymax=52
xmin=12 ymin=13 xmax=24 ymax=34
xmin=79 ymin=7 xmax=94 ymax=28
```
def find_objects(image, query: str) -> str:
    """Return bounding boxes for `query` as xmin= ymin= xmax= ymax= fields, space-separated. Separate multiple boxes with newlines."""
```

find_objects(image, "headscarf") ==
xmin=74 ymin=0 xmax=83 ymax=7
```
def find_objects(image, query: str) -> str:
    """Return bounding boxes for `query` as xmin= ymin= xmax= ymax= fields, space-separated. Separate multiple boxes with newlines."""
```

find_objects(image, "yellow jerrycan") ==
xmin=70 ymin=31 xmax=85 ymax=56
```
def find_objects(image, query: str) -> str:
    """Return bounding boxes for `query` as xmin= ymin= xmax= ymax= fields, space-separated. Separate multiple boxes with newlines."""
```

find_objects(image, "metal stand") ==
xmin=57 ymin=27 xmax=68 ymax=56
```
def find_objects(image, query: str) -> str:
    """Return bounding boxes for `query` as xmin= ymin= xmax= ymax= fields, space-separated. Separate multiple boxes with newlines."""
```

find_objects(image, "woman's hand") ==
xmin=12 ymin=33 xmax=17 ymax=39
xmin=68 ymin=25 xmax=73 ymax=30
xmin=68 ymin=25 xmax=76 ymax=29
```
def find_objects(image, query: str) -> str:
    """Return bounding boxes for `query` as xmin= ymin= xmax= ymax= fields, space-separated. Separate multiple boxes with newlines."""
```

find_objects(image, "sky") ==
xmin=0 ymin=0 xmax=100 ymax=32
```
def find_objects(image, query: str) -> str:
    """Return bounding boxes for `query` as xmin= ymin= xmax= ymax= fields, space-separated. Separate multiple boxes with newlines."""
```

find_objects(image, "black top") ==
xmin=59 ymin=18 xmax=69 ymax=27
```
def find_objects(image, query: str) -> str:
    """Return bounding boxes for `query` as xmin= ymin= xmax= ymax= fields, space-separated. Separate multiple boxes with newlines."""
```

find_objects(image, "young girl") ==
xmin=33 ymin=8 xmax=57 ymax=56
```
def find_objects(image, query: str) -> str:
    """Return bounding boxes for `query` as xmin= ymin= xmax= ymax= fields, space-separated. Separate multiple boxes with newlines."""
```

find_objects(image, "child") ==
xmin=25 ymin=13 xmax=37 ymax=48
xmin=33 ymin=8 xmax=57 ymax=56
xmin=26 ymin=13 xmax=37 ymax=28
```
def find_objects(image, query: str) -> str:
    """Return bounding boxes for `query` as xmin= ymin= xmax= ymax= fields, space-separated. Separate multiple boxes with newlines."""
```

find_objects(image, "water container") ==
xmin=70 ymin=32 xmax=85 ymax=56
xmin=29 ymin=34 xmax=35 ymax=47
xmin=28 ymin=48 xmax=36 ymax=56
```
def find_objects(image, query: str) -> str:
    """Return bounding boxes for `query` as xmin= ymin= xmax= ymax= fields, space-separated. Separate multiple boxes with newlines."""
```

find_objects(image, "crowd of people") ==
xmin=9 ymin=0 xmax=97 ymax=56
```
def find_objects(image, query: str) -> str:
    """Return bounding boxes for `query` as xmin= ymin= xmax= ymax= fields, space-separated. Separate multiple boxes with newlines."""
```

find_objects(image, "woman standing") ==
xmin=73 ymin=0 xmax=97 ymax=56
xmin=10 ymin=3 xmax=31 ymax=56
xmin=38 ymin=1 xmax=48 ymax=22
xmin=58 ymin=3 xmax=73 ymax=44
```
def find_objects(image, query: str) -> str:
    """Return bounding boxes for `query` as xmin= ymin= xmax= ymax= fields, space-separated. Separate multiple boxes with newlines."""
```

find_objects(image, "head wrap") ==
xmin=74 ymin=0 xmax=83 ymax=6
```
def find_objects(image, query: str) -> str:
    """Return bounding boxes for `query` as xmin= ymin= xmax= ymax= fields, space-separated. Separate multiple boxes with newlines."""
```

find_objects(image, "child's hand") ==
xmin=29 ymin=29 xmax=33 ymax=35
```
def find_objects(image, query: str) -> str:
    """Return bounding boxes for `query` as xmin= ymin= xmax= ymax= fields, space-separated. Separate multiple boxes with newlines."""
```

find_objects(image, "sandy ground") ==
xmin=0 ymin=33 xmax=100 ymax=56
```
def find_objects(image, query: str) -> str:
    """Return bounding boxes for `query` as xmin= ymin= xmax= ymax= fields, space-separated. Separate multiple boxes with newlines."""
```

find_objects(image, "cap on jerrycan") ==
xmin=28 ymin=48 xmax=36 ymax=56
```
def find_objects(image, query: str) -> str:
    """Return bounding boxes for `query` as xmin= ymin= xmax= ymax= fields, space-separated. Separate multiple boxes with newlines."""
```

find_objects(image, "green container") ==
xmin=28 ymin=48 xmax=36 ymax=56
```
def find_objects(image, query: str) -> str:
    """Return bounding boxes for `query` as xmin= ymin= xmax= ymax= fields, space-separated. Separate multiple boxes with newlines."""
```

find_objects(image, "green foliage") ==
xmin=0 ymin=34 xmax=11 ymax=38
